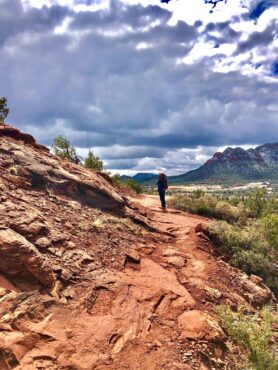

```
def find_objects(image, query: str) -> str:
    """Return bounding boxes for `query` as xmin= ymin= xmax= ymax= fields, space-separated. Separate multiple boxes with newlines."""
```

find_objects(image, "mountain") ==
xmin=168 ymin=143 xmax=278 ymax=184
xmin=121 ymin=172 xmax=156 ymax=183
xmin=133 ymin=172 xmax=157 ymax=182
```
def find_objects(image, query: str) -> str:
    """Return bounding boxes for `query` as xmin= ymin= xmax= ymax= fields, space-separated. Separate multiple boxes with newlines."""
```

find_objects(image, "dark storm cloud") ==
xmin=105 ymin=158 xmax=139 ymax=170
xmin=0 ymin=0 xmax=278 ymax=174
xmin=203 ymin=20 xmax=241 ymax=46
xmin=70 ymin=1 xmax=172 ymax=29
xmin=235 ymin=20 xmax=277 ymax=54
xmin=96 ymin=146 xmax=165 ymax=160
xmin=0 ymin=0 xmax=70 ymax=46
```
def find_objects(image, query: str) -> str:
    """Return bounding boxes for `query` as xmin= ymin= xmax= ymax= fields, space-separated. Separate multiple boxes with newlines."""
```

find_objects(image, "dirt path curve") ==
xmin=129 ymin=194 xmax=212 ymax=283
xmin=133 ymin=194 xmax=207 ymax=240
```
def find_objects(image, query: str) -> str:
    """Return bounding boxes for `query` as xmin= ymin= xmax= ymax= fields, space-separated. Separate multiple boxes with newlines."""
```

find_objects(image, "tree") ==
xmin=246 ymin=188 xmax=267 ymax=218
xmin=0 ymin=97 xmax=9 ymax=125
xmin=263 ymin=214 xmax=278 ymax=251
xmin=52 ymin=136 xmax=77 ymax=162
xmin=84 ymin=150 xmax=103 ymax=171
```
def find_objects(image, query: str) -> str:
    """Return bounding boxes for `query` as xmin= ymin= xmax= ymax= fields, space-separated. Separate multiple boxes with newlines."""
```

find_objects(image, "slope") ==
xmin=0 ymin=125 xmax=276 ymax=370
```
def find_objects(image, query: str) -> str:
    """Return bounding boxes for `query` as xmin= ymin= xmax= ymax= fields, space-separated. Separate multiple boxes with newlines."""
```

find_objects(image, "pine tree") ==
xmin=0 ymin=97 xmax=9 ymax=125
xmin=52 ymin=136 xmax=77 ymax=162
xmin=84 ymin=150 xmax=103 ymax=171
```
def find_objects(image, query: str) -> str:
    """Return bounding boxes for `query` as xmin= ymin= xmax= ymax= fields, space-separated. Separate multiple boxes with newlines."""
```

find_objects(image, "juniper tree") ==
xmin=84 ymin=150 xmax=103 ymax=171
xmin=52 ymin=136 xmax=77 ymax=162
xmin=0 ymin=97 xmax=9 ymax=125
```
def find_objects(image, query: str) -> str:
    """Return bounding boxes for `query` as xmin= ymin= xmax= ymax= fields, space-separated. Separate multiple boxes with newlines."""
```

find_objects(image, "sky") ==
xmin=1 ymin=0 xmax=278 ymax=175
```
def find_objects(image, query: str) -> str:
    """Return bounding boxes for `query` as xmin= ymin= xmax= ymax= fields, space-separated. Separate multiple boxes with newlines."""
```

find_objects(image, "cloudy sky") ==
xmin=1 ymin=0 xmax=278 ymax=175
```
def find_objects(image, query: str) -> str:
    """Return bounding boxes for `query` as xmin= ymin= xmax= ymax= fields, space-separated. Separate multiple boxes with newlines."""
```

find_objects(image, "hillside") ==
xmin=168 ymin=144 xmax=278 ymax=184
xmin=0 ymin=125 xmax=276 ymax=370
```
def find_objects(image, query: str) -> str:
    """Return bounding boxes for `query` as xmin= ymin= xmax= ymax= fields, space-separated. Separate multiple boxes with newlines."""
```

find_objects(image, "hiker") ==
xmin=157 ymin=173 xmax=168 ymax=210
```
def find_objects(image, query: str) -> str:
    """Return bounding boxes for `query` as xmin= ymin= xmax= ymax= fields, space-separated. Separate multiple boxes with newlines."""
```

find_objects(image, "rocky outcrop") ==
xmin=0 ymin=229 xmax=55 ymax=287
xmin=0 ymin=125 xmax=48 ymax=152
xmin=0 ymin=126 xmax=127 ymax=214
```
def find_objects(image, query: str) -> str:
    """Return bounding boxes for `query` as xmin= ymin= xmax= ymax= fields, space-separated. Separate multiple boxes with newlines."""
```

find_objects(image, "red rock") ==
xmin=178 ymin=310 xmax=226 ymax=342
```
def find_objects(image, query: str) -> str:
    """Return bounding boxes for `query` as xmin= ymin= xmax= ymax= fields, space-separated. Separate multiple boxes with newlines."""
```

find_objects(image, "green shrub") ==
xmin=246 ymin=188 xmax=268 ymax=218
xmin=110 ymin=173 xmax=121 ymax=187
xmin=231 ymin=250 xmax=270 ymax=277
xmin=209 ymin=220 xmax=278 ymax=295
xmin=263 ymin=196 xmax=278 ymax=216
xmin=192 ymin=189 xmax=205 ymax=198
xmin=122 ymin=179 xmax=143 ymax=194
xmin=169 ymin=194 xmax=245 ymax=223
xmin=217 ymin=305 xmax=278 ymax=370
xmin=84 ymin=150 xmax=103 ymax=171
xmin=263 ymin=214 xmax=278 ymax=250
xmin=170 ymin=191 xmax=278 ymax=296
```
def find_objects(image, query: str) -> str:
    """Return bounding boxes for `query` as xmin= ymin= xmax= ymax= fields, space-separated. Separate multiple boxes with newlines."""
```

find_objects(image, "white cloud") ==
xmin=1 ymin=0 xmax=278 ymax=175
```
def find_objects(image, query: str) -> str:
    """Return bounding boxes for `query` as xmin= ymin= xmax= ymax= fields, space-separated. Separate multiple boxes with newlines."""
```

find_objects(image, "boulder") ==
xmin=167 ymin=256 xmax=185 ymax=268
xmin=0 ymin=229 xmax=56 ymax=287
xmin=178 ymin=310 xmax=225 ymax=342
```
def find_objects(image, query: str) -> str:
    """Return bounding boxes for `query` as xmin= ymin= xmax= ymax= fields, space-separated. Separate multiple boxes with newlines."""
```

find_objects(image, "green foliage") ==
xmin=109 ymin=174 xmax=143 ymax=194
xmin=217 ymin=305 xmax=278 ymax=370
xmin=263 ymin=214 xmax=278 ymax=250
xmin=110 ymin=173 xmax=121 ymax=187
xmin=122 ymin=178 xmax=143 ymax=194
xmin=169 ymin=189 xmax=278 ymax=295
xmin=209 ymin=220 xmax=278 ymax=294
xmin=263 ymin=196 xmax=278 ymax=216
xmin=168 ymin=194 xmax=246 ymax=223
xmin=0 ymin=97 xmax=9 ymax=124
xmin=246 ymin=188 xmax=268 ymax=218
xmin=192 ymin=189 xmax=205 ymax=198
xmin=84 ymin=150 xmax=103 ymax=171
xmin=52 ymin=136 xmax=77 ymax=162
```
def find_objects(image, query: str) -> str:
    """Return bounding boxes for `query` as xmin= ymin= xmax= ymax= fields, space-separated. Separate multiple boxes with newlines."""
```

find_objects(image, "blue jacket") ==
xmin=157 ymin=179 xmax=167 ymax=193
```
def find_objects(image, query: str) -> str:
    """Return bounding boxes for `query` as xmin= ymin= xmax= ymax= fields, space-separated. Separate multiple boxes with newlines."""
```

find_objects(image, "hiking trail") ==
xmin=0 ymin=125 xmax=274 ymax=370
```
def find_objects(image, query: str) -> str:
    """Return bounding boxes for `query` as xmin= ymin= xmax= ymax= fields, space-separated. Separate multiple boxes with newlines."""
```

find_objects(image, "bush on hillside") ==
xmin=84 ymin=150 xmax=103 ymax=171
xmin=217 ymin=305 xmax=278 ymax=370
xmin=169 ymin=189 xmax=278 ymax=295
xmin=209 ymin=220 xmax=278 ymax=295
xmin=263 ymin=214 xmax=278 ymax=250
xmin=110 ymin=173 xmax=122 ymax=187
xmin=245 ymin=188 xmax=268 ymax=218
xmin=168 ymin=194 xmax=246 ymax=223
xmin=122 ymin=178 xmax=143 ymax=194
xmin=110 ymin=174 xmax=143 ymax=194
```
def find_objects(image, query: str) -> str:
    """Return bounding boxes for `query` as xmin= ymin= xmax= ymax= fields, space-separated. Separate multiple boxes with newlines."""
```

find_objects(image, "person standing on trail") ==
xmin=157 ymin=173 xmax=168 ymax=210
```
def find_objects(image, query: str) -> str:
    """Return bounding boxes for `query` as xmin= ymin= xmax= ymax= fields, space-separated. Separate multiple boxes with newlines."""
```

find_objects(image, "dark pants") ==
xmin=159 ymin=190 xmax=166 ymax=208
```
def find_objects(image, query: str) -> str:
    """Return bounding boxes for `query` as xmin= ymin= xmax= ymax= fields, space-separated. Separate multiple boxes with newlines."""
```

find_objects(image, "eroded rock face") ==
xmin=0 ymin=125 xmax=127 ymax=215
xmin=238 ymin=274 xmax=273 ymax=306
xmin=0 ymin=229 xmax=55 ymax=287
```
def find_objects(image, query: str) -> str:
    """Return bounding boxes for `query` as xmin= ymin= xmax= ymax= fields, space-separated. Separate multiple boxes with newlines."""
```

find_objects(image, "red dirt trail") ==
xmin=0 ymin=126 xmax=274 ymax=370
